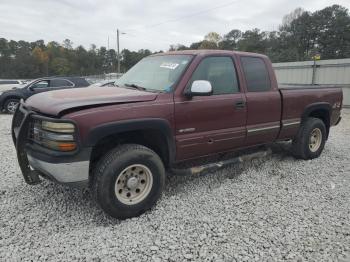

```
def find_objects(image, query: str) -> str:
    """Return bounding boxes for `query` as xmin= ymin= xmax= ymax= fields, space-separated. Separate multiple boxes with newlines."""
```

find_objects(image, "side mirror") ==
xmin=187 ymin=80 xmax=213 ymax=97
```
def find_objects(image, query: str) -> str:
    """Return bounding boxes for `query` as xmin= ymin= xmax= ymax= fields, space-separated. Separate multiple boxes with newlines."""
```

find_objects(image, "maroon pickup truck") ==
xmin=12 ymin=50 xmax=343 ymax=219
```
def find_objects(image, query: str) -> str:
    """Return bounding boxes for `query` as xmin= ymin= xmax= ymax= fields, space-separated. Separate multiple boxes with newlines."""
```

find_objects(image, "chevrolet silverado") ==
xmin=12 ymin=50 xmax=343 ymax=219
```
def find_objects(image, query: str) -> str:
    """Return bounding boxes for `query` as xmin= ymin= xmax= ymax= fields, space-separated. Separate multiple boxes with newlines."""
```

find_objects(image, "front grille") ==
xmin=28 ymin=119 xmax=41 ymax=142
xmin=13 ymin=105 xmax=42 ymax=143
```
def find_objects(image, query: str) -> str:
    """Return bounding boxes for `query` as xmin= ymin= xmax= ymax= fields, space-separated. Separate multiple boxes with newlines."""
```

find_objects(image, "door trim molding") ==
xmin=247 ymin=125 xmax=280 ymax=134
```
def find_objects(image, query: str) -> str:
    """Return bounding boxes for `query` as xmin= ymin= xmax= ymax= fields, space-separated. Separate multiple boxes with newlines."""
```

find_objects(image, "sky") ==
xmin=0 ymin=0 xmax=349 ymax=52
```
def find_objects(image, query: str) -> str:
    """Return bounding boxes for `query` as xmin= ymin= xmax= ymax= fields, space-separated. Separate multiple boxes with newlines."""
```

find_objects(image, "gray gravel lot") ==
xmin=0 ymin=110 xmax=350 ymax=262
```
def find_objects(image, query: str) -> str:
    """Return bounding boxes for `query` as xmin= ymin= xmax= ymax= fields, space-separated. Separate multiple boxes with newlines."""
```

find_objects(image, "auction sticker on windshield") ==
xmin=160 ymin=63 xmax=179 ymax=70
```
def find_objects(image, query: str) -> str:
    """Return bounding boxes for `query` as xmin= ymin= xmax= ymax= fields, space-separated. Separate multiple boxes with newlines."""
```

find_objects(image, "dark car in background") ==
xmin=0 ymin=77 xmax=90 ymax=113
xmin=89 ymin=79 xmax=118 ymax=88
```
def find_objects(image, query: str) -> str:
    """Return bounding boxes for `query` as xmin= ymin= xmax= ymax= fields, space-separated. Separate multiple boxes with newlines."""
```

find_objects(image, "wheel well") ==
xmin=1 ymin=96 xmax=21 ymax=110
xmin=4 ymin=96 xmax=21 ymax=102
xmin=307 ymin=108 xmax=330 ymax=136
xmin=89 ymin=129 xmax=170 ymax=176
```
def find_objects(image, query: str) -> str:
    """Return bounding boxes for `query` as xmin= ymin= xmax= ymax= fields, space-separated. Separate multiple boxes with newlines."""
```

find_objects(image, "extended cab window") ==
xmin=241 ymin=57 xmax=271 ymax=92
xmin=188 ymin=56 xmax=239 ymax=95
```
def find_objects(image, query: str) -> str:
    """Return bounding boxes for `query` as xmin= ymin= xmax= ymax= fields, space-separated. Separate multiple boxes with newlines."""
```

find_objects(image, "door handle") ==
xmin=235 ymin=100 xmax=245 ymax=109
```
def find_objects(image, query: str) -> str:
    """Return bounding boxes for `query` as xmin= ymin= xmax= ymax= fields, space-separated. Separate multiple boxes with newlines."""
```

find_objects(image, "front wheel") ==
xmin=92 ymin=144 xmax=165 ymax=219
xmin=4 ymin=99 xmax=20 ymax=114
xmin=292 ymin=117 xmax=327 ymax=159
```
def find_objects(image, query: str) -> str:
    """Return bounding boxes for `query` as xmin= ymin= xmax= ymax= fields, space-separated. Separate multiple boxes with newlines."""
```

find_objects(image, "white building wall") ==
xmin=273 ymin=58 xmax=350 ymax=107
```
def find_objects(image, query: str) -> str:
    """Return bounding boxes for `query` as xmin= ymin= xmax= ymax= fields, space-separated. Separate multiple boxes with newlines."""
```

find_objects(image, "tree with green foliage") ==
xmin=169 ymin=5 xmax=350 ymax=63
xmin=0 ymin=4 xmax=349 ymax=78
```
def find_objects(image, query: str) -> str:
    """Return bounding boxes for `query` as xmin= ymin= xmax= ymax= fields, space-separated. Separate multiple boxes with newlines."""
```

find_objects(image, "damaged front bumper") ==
xmin=26 ymin=147 xmax=91 ymax=186
xmin=12 ymin=103 xmax=91 ymax=187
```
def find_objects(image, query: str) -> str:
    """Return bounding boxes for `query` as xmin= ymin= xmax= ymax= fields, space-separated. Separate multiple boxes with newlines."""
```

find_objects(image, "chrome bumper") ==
xmin=27 ymin=154 xmax=89 ymax=184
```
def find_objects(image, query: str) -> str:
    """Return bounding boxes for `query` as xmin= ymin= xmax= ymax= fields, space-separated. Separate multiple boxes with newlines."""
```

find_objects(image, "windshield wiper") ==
xmin=122 ymin=83 xmax=162 ymax=93
xmin=124 ymin=83 xmax=147 ymax=91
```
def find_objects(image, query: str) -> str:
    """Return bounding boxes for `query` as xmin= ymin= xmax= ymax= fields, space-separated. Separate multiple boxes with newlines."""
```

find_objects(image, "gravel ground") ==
xmin=0 ymin=110 xmax=350 ymax=262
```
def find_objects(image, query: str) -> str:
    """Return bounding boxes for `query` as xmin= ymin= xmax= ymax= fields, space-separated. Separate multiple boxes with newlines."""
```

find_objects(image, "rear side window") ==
xmin=188 ymin=56 xmax=239 ymax=95
xmin=241 ymin=57 xmax=271 ymax=92
xmin=51 ymin=79 xmax=74 ymax=87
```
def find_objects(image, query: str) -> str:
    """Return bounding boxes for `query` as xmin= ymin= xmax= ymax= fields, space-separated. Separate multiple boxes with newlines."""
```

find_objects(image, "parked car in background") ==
xmin=0 ymin=77 xmax=90 ymax=113
xmin=0 ymin=80 xmax=27 ymax=93
xmin=89 ymin=79 xmax=118 ymax=87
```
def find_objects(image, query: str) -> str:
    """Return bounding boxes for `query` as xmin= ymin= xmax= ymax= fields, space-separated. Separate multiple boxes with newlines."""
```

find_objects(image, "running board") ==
xmin=170 ymin=149 xmax=272 ymax=176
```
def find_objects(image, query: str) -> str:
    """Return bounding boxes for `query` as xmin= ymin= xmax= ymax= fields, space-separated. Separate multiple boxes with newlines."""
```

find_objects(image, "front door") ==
xmin=29 ymin=80 xmax=51 ymax=94
xmin=174 ymin=56 xmax=247 ymax=161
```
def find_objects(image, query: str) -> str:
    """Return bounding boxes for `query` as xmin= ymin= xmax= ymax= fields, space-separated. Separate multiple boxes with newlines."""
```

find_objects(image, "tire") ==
xmin=4 ymin=98 xmax=20 ymax=114
xmin=92 ymin=144 xmax=165 ymax=219
xmin=292 ymin=117 xmax=327 ymax=160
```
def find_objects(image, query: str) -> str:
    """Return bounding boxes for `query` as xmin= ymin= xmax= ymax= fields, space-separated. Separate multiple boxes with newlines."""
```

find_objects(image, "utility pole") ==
xmin=117 ymin=29 xmax=120 ymax=73
xmin=311 ymin=53 xmax=321 ymax=85
xmin=116 ymin=29 xmax=126 ymax=74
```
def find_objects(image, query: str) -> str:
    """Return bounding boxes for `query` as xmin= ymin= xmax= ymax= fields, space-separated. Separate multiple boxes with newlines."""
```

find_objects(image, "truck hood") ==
xmin=25 ymin=86 xmax=158 ymax=116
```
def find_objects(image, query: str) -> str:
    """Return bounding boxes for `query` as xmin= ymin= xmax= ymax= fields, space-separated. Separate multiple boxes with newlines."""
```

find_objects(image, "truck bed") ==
xmin=277 ymin=86 xmax=343 ymax=140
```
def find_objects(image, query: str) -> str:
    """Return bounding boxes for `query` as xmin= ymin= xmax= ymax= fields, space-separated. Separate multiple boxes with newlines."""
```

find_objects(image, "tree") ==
xmin=237 ymin=29 xmax=267 ymax=53
xmin=189 ymin=41 xmax=203 ymax=49
xmin=204 ymin=32 xmax=222 ymax=44
xmin=51 ymin=57 xmax=70 ymax=75
xmin=225 ymin=29 xmax=242 ymax=42
xmin=121 ymin=49 xmax=152 ymax=72
xmin=219 ymin=29 xmax=242 ymax=50
xmin=281 ymin=7 xmax=305 ymax=28
xmin=313 ymin=5 xmax=350 ymax=59
xmin=32 ymin=47 xmax=49 ymax=76
xmin=198 ymin=40 xmax=218 ymax=49
xmin=63 ymin=39 xmax=73 ymax=50
xmin=169 ymin=44 xmax=189 ymax=51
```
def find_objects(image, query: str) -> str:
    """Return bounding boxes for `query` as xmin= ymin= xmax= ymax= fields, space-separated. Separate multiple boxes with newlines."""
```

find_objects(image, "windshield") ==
xmin=24 ymin=79 xmax=38 ymax=88
xmin=115 ymin=55 xmax=192 ymax=92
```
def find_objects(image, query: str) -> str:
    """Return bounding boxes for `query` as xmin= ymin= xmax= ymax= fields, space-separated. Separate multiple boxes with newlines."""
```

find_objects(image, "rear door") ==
xmin=174 ymin=55 xmax=247 ymax=160
xmin=239 ymin=56 xmax=281 ymax=145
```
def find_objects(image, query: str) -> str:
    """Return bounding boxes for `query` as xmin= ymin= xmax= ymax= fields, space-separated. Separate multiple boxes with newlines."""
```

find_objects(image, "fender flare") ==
xmin=301 ymin=102 xmax=331 ymax=121
xmin=85 ymin=118 xmax=176 ymax=165
xmin=301 ymin=102 xmax=332 ymax=136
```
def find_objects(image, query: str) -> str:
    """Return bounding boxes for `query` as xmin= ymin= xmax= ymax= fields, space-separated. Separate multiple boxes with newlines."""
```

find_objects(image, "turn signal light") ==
xmin=58 ymin=142 xmax=77 ymax=151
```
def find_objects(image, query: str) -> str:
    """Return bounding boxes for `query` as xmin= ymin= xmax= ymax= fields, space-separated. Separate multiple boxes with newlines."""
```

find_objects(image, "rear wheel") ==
xmin=92 ymin=144 xmax=165 ymax=219
xmin=292 ymin=117 xmax=326 ymax=159
xmin=4 ymin=99 xmax=20 ymax=114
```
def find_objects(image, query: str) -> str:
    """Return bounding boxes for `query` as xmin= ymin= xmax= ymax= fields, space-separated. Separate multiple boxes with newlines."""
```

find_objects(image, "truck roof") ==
xmin=151 ymin=49 xmax=268 ymax=58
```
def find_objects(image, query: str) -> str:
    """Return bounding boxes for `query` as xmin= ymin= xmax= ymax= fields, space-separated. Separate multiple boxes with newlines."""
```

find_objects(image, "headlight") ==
xmin=42 ymin=121 xmax=75 ymax=133
xmin=31 ymin=120 xmax=77 ymax=151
